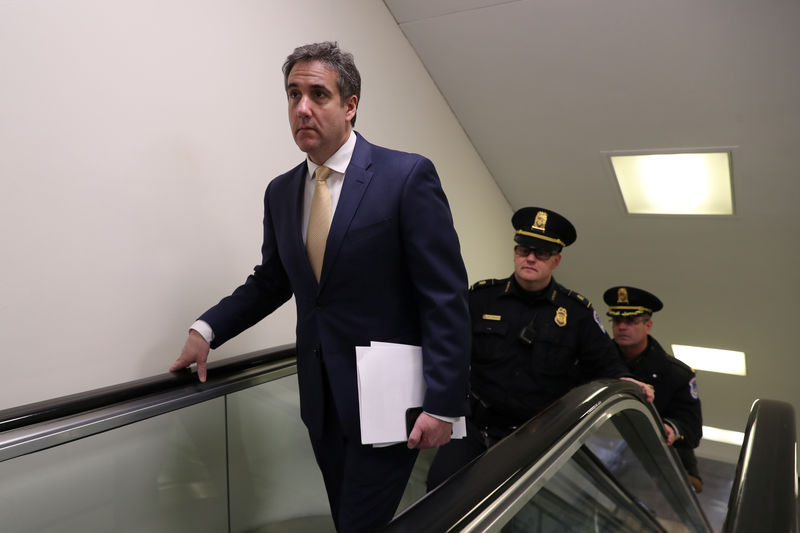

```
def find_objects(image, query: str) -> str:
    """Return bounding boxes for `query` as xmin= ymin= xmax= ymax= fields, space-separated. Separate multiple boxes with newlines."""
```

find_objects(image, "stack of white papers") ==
xmin=356 ymin=341 xmax=467 ymax=446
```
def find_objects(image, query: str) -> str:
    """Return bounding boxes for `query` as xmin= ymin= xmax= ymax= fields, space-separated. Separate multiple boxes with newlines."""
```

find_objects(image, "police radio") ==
xmin=518 ymin=314 xmax=537 ymax=345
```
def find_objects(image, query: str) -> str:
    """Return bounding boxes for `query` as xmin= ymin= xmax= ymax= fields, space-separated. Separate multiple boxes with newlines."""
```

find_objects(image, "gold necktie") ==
xmin=306 ymin=165 xmax=333 ymax=282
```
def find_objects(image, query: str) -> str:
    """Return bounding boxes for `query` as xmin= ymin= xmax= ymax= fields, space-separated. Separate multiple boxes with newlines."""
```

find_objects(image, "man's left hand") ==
xmin=407 ymin=412 xmax=452 ymax=449
xmin=663 ymin=423 xmax=676 ymax=446
xmin=620 ymin=377 xmax=655 ymax=403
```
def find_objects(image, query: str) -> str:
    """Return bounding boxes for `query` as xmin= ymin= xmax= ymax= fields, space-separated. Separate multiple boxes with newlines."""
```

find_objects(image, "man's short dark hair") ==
xmin=283 ymin=41 xmax=361 ymax=126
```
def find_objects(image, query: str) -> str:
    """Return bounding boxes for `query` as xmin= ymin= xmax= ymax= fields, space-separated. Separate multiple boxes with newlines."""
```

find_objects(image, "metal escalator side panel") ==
xmin=723 ymin=399 xmax=798 ymax=533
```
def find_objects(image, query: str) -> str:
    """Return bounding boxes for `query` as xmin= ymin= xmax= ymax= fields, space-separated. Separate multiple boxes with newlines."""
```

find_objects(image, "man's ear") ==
xmin=344 ymin=95 xmax=358 ymax=121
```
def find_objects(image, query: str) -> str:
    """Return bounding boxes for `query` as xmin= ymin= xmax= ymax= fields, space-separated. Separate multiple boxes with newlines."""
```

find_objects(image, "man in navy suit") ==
xmin=170 ymin=42 xmax=470 ymax=532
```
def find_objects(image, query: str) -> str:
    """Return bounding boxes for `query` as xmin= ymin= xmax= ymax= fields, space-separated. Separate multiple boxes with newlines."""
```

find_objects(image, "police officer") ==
xmin=426 ymin=207 xmax=653 ymax=490
xmin=604 ymin=286 xmax=703 ymax=492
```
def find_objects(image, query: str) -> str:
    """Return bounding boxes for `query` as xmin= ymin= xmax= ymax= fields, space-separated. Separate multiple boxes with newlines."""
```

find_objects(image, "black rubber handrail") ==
xmin=383 ymin=379 xmax=673 ymax=532
xmin=0 ymin=344 xmax=296 ymax=433
xmin=723 ymin=398 xmax=798 ymax=533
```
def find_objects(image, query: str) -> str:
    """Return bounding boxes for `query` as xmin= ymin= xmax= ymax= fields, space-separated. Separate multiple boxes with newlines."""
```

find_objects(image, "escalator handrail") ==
xmin=385 ymin=378 xmax=705 ymax=532
xmin=723 ymin=398 xmax=798 ymax=533
xmin=0 ymin=344 xmax=296 ymax=434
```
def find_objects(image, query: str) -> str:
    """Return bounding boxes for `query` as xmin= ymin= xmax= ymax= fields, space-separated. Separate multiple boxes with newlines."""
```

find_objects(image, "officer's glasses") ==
xmin=610 ymin=316 xmax=650 ymax=326
xmin=514 ymin=245 xmax=556 ymax=261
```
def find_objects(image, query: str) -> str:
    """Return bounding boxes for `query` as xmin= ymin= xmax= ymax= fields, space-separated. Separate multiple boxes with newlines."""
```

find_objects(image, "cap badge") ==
xmin=554 ymin=307 xmax=567 ymax=327
xmin=532 ymin=211 xmax=548 ymax=232
xmin=617 ymin=287 xmax=629 ymax=304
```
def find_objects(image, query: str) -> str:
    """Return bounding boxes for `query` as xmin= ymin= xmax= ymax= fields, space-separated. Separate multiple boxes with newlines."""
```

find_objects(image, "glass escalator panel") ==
xmin=500 ymin=448 xmax=665 ymax=533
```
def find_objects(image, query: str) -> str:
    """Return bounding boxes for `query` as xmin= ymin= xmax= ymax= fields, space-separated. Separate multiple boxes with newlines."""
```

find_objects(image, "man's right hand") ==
xmin=407 ymin=412 xmax=453 ymax=449
xmin=169 ymin=330 xmax=210 ymax=382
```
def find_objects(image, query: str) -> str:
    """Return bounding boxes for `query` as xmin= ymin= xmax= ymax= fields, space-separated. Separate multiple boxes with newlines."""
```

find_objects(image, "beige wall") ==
xmin=0 ymin=0 xmax=511 ymax=410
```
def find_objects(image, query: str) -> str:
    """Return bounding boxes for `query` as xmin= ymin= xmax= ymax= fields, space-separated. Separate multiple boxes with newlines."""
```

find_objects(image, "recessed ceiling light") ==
xmin=702 ymin=425 xmax=745 ymax=446
xmin=609 ymin=151 xmax=733 ymax=215
xmin=672 ymin=344 xmax=747 ymax=376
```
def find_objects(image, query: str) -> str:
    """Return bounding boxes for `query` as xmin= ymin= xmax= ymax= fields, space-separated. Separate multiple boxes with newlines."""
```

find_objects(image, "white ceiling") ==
xmin=384 ymin=0 xmax=800 ymax=457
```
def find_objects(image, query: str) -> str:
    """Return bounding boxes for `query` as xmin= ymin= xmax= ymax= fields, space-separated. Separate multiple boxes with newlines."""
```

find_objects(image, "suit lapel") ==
xmin=319 ymin=135 xmax=373 ymax=287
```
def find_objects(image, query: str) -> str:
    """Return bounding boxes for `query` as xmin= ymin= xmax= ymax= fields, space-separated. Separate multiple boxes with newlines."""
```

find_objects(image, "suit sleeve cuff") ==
xmin=190 ymin=320 xmax=215 ymax=345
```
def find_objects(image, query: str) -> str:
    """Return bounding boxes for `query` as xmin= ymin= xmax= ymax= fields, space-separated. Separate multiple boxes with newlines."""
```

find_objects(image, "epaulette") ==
xmin=668 ymin=355 xmax=696 ymax=376
xmin=552 ymin=282 xmax=593 ymax=309
xmin=469 ymin=278 xmax=506 ymax=292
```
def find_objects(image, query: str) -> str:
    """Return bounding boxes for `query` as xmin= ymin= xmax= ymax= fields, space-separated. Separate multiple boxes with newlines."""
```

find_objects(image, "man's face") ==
xmin=512 ymin=245 xmax=561 ymax=291
xmin=286 ymin=60 xmax=357 ymax=164
xmin=611 ymin=316 xmax=653 ymax=348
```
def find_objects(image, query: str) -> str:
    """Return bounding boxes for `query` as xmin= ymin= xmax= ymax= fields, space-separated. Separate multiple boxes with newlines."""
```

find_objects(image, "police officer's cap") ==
xmin=512 ymin=207 xmax=577 ymax=253
xmin=603 ymin=286 xmax=663 ymax=317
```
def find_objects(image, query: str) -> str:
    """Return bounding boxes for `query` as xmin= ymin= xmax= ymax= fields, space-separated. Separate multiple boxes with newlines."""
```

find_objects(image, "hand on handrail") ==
xmin=169 ymin=329 xmax=211 ymax=382
xmin=620 ymin=377 xmax=655 ymax=403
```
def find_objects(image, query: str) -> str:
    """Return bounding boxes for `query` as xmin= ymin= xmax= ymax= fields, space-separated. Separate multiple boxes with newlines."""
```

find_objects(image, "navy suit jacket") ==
xmin=200 ymin=133 xmax=470 ymax=441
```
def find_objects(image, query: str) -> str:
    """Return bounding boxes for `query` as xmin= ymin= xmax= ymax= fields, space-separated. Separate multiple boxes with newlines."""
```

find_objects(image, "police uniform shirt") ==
xmin=620 ymin=335 xmax=702 ymax=448
xmin=469 ymin=275 xmax=630 ymax=427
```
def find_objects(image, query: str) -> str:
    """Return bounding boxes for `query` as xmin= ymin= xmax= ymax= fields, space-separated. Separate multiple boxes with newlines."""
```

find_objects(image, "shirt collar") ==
xmin=306 ymin=130 xmax=357 ymax=179
xmin=507 ymin=275 xmax=555 ymax=302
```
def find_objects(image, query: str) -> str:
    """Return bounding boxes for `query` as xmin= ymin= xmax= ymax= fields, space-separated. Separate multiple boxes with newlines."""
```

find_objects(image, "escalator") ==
xmin=386 ymin=380 xmax=797 ymax=533
xmin=386 ymin=378 xmax=710 ymax=532
xmin=387 ymin=381 xmax=798 ymax=533
xmin=0 ymin=345 xmax=796 ymax=532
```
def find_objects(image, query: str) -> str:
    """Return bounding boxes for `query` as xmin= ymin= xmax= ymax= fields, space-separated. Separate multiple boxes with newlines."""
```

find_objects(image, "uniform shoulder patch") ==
xmin=592 ymin=309 xmax=606 ymax=334
xmin=688 ymin=377 xmax=699 ymax=400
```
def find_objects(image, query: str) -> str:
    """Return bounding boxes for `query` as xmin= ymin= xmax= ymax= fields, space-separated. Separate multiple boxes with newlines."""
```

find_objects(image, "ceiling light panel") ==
xmin=672 ymin=344 xmax=747 ymax=375
xmin=702 ymin=425 xmax=745 ymax=446
xmin=610 ymin=151 xmax=733 ymax=215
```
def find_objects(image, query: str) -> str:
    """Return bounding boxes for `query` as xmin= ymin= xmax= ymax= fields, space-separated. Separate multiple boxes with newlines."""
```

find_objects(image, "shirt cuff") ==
xmin=190 ymin=320 xmax=214 ymax=345
xmin=425 ymin=412 xmax=459 ymax=423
